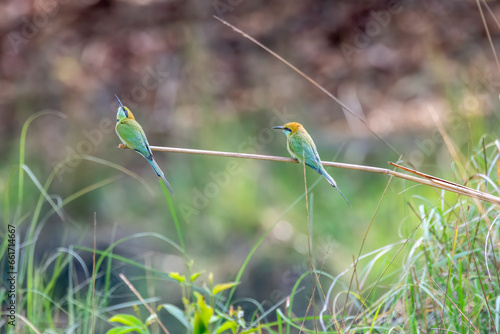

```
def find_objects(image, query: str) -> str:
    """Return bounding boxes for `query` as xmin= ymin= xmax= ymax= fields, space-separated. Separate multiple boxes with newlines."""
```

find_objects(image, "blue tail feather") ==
xmin=319 ymin=167 xmax=350 ymax=206
xmin=147 ymin=157 xmax=175 ymax=195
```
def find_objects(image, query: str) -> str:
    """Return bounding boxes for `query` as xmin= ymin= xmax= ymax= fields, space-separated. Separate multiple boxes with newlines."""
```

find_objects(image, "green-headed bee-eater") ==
xmin=115 ymin=95 xmax=175 ymax=195
xmin=273 ymin=122 xmax=349 ymax=205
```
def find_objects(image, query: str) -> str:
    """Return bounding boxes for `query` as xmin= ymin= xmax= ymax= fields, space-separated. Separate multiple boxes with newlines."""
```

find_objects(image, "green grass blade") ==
xmin=17 ymin=110 xmax=65 ymax=219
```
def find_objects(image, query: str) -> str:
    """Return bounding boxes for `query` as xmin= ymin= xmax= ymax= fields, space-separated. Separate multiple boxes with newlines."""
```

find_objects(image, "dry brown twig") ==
xmin=119 ymin=273 xmax=170 ymax=334
xmin=144 ymin=145 xmax=500 ymax=205
xmin=212 ymin=15 xmax=402 ymax=159
xmin=117 ymin=16 xmax=500 ymax=206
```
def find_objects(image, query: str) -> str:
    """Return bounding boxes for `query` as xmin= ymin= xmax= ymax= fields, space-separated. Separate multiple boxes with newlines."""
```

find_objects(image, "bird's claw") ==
xmin=118 ymin=143 xmax=128 ymax=149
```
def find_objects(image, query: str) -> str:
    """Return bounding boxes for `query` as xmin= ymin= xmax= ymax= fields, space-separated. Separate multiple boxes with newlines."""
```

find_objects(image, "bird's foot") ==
xmin=118 ymin=143 xmax=128 ymax=149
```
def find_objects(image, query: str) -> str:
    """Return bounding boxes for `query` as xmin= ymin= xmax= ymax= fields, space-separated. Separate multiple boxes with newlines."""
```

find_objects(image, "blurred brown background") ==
xmin=2 ymin=0 xmax=500 ymax=327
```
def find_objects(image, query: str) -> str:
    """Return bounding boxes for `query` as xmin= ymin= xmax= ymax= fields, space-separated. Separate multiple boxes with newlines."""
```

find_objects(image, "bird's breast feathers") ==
xmin=116 ymin=121 xmax=150 ymax=154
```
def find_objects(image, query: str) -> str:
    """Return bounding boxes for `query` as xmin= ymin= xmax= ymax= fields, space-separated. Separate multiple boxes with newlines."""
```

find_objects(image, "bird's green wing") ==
xmin=116 ymin=119 xmax=152 ymax=158
xmin=288 ymin=136 xmax=322 ymax=171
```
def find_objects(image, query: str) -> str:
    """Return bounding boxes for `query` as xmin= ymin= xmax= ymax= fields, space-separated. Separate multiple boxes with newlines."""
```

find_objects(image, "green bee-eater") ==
xmin=273 ymin=122 xmax=350 ymax=205
xmin=115 ymin=95 xmax=175 ymax=195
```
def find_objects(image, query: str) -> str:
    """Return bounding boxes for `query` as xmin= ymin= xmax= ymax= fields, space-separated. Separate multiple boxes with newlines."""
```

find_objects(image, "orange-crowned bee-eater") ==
xmin=115 ymin=95 xmax=175 ymax=195
xmin=273 ymin=122 xmax=349 ymax=205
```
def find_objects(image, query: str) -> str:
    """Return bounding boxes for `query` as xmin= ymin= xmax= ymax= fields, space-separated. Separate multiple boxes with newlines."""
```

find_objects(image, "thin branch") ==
xmin=301 ymin=151 xmax=318 ymax=333
xmin=342 ymin=170 xmax=395 ymax=325
xmin=476 ymin=0 xmax=500 ymax=75
xmin=213 ymin=15 xmax=402 ymax=159
xmin=426 ymin=271 xmax=479 ymax=334
xmin=148 ymin=145 xmax=500 ymax=205
xmin=119 ymin=273 xmax=170 ymax=334
xmin=345 ymin=197 xmax=438 ymax=332
xmin=464 ymin=216 xmax=498 ymax=334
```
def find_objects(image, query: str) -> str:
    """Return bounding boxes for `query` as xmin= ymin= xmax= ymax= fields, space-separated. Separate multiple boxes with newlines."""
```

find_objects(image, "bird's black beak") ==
xmin=115 ymin=95 xmax=124 ymax=108
xmin=272 ymin=125 xmax=284 ymax=130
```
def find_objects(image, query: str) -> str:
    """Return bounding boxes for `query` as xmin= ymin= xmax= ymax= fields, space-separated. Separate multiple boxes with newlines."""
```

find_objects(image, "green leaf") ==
xmin=193 ymin=311 xmax=206 ymax=334
xmin=209 ymin=315 xmax=219 ymax=324
xmin=240 ymin=328 xmax=261 ymax=334
xmin=190 ymin=270 xmax=206 ymax=282
xmin=105 ymin=326 xmax=144 ymax=334
xmin=195 ymin=292 xmax=214 ymax=326
xmin=159 ymin=303 xmax=190 ymax=329
xmin=215 ymin=320 xmax=237 ymax=334
xmin=109 ymin=314 xmax=144 ymax=328
xmin=212 ymin=282 xmax=240 ymax=295
xmin=169 ymin=272 xmax=186 ymax=283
